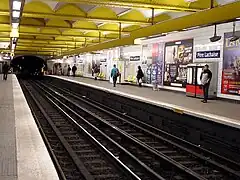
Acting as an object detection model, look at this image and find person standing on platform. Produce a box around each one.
[136,66,144,87]
[200,64,212,103]
[72,64,77,77]
[111,64,119,87]
[2,62,9,80]
[93,64,99,80]
[67,65,71,76]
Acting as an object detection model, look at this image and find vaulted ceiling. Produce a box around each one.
[0,0,238,56]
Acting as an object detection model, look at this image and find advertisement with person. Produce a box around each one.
[164,39,193,87]
[152,43,164,86]
[142,44,153,83]
[222,31,240,95]
[142,43,164,85]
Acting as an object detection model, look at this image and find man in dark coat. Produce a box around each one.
[200,64,212,103]
[2,62,9,80]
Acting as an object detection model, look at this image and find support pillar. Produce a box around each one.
[151,8,154,25]
[99,31,101,42]
[119,22,122,39]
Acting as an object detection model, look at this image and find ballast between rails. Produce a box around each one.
[41,79,240,180]
[26,80,165,180]
[46,82,240,178]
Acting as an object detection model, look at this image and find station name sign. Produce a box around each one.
[130,56,140,61]
[196,50,220,59]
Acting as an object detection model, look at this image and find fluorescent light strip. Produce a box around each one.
[12,11,20,18]
[12,23,19,29]
[13,1,21,10]
[12,44,16,49]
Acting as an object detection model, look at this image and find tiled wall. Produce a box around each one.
[141,22,240,100]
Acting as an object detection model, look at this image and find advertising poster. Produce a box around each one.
[152,43,164,86]
[222,31,240,95]
[142,44,153,83]
[164,39,193,87]
[142,43,164,85]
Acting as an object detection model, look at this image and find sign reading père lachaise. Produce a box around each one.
[196,50,220,58]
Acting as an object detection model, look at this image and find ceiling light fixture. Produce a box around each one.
[230,22,239,42]
[10,28,19,38]
[12,11,20,18]
[12,44,16,49]
[209,24,221,42]
[12,22,19,29]
[13,1,21,10]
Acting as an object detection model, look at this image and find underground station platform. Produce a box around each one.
[1,0,240,178]
[1,74,240,179]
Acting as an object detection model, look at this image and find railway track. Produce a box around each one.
[20,80,162,180]
[38,79,240,180]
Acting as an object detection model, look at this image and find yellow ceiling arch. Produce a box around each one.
[73,21,97,29]
[105,33,121,38]
[0,26,10,32]
[75,37,88,41]
[35,36,54,40]
[41,28,61,34]
[7,0,236,56]
[0,16,9,24]
[55,4,86,16]
[0,0,9,11]
[20,27,40,33]
[24,1,53,13]
[189,0,218,9]
[123,25,141,32]
[46,19,71,27]
[88,7,117,19]
[153,14,171,23]
[21,18,44,26]
[156,0,189,7]
[61,1,240,56]
[119,9,146,22]
[62,29,84,35]
[99,24,119,31]
[55,36,74,41]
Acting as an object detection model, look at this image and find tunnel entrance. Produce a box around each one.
[11,55,46,78]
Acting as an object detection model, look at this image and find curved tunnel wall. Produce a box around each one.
[11,55,46,75]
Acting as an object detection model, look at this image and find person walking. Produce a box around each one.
[136,66,144,87]
[67,65,71,76]
[2,62,9,80]
[200,64,212,103]
[72,64,77,77]
[111,64,119,87]
[93,64,99,80]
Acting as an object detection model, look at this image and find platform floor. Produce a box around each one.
[52,76,240,127]
[0,74,58,180]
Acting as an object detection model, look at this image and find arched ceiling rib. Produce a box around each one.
[0,0,234,56]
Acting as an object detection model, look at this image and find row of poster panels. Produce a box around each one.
[60,30,240,96]
[142,39,193,88]
[142,32,240,96]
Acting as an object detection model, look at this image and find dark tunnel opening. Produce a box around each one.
[11,55,47,78]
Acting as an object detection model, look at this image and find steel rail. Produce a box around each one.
[36,80,209,180]
[43,80,240,180]
[29,80,164,180]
